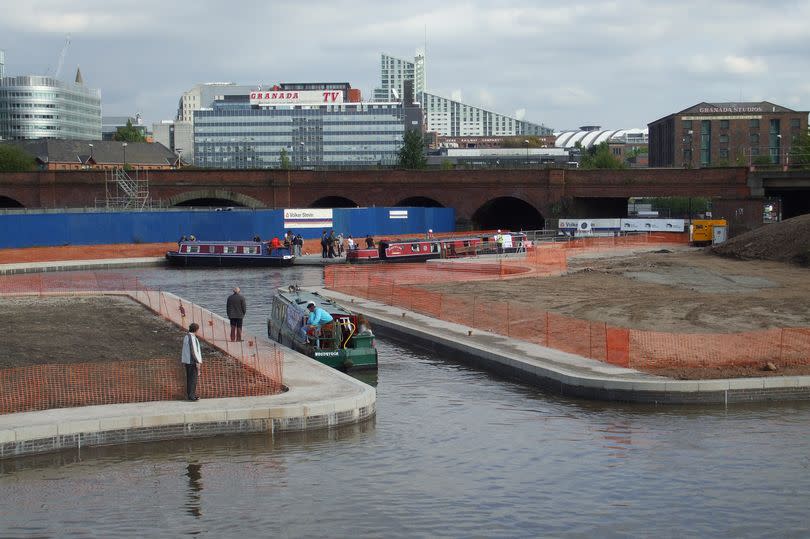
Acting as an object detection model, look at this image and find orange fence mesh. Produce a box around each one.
[0,273,284,414]
[325,234,810,370]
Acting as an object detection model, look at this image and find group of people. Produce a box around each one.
[319,230,375,258]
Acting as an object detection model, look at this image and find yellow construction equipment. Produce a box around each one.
[690,219,727,245]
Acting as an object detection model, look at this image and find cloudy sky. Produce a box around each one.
[2,0,809,131]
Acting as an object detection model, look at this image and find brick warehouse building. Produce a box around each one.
[648,101,808,168]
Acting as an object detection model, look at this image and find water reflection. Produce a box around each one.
[185,462,202,518]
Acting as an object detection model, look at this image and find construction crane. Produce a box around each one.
[53,34,71,79]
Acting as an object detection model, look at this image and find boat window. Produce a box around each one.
[411,243,420,250]
[223,246,237,254]
[188,245,200,253]
[432,243,440,253]
[244,246,258,254]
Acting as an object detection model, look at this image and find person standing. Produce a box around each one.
[226,287,247,342]
[495,230,504,254]
[337,233,344,256]
[294,233,303,257]
[327,230,336,258]
[347,235,355,251]
[181,322,203,401]
[320,230,329,258]
[365,234,375,249]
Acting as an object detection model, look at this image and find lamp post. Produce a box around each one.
[523,139,529,167]
[122,142,128,168]
[88,143,94,169]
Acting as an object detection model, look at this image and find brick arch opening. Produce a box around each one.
[396,196,444,207]
[165,190,265,208]
[0,195,25,208]
[311,196,358,208]
[472,196,545,231]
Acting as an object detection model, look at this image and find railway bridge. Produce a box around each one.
[2,167,808,233]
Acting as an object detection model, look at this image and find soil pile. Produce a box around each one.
[711,214,810,265]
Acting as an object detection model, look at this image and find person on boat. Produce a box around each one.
[226,287,247,342]
[426,229,434,239]
[188,234,197,242]
[178,235,187,247]
[270,237,282,251]
[347,235,355,251]
[301,301,334,343]
[336,233,344,257]
[180,322,203,401]
[495,230,504,254]
[356,315,373,336]
[253,235,261,242]
[365,234,375,249]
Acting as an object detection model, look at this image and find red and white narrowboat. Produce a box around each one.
[166,240,295,267]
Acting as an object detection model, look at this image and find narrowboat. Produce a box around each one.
[267,287,378,371]
[166,240,295,267]
[346,238,443,264]
[345,232,527,264]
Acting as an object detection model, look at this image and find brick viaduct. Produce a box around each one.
[2,167,808,233]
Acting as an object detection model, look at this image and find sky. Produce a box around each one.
[2,0,809,132]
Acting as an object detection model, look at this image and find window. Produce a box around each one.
[719,148,729,158]
[790,118,801,128]
[719,134,729,143]
[223,246,237,254]
[682,120,692,130]
[749,119,760,129]
[720,120,729,129]
[750,133,759,144]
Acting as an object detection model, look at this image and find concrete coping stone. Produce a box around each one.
[315,287,810,404]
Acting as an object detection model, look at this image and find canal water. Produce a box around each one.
[1,267,809,538]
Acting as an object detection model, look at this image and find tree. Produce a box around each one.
[0,145,37,172]
[440,159,454,170]
[398,129,427,169]
[579,141,625,169]
[789,131,810,167]
[279,147,291,169]
[113,119,146,142]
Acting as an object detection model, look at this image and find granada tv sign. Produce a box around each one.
[250,90,344,105]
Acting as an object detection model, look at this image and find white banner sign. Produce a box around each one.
[621,219,685,232]
[389,210,408,220]
[284,208,333,229]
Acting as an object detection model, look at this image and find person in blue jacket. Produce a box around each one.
[300,301,333,342]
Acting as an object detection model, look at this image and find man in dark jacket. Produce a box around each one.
[226,287,247,342]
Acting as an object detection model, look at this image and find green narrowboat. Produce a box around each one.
[267,287,378,371]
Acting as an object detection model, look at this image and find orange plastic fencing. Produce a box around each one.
[325,235,810,370]
[0,273,284,414]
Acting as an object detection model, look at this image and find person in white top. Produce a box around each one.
[347,235,356,251]
[181,322,203,401]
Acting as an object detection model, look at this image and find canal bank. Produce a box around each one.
[317,287,810,404]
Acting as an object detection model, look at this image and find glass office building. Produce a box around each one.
[0,73,102,140]
[194,96,419,169]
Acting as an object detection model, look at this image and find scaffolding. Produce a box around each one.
[97,167,151,209]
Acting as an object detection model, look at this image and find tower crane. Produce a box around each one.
[53,34,71,79]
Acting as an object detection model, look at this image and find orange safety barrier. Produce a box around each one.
[0,273,284,415]
[325,234,810,370]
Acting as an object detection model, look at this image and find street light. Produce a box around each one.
[88,143,94,168]
[122,142,128,168]
[523,139,529,167]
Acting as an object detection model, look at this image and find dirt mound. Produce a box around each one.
[711,214,810,266]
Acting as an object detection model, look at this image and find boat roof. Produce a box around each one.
[275,288,354,316]
[180,240,263,245]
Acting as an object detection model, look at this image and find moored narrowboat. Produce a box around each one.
[267,287,378,371]
[166,240,295,267]
[345,232,527,264]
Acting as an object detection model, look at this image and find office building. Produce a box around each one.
[0,49,5,79]
[0,65,101,141]
[373,51,552,137]
[173,82,255,161]
[648,101,808,167]
[194,84,421,169]
[152,119,193,164]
